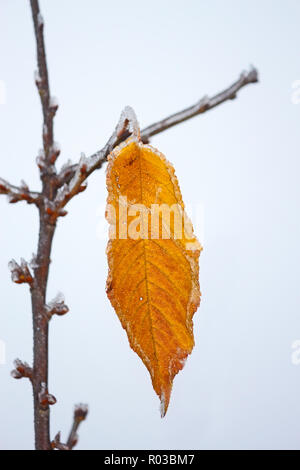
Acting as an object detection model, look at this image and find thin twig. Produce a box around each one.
[66,404,89,450]
[28,0,59,450]
[141,67,258,140]
[55,66,258,207]
[30,0,59,174]
[0,177,40,205]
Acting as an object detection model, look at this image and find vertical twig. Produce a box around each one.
[29,0,58,449]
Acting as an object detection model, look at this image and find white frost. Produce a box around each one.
[34,70,41,83]
[52,141,60,153]
[48,292,65,308]
[30,253,39,269]
[20,180,29,191]
[75,403,88,413]
[117,106,140,139]
[8,259,18,272]
[50,96,59,108]
[37,12,44,27]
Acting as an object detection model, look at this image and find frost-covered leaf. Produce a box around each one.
[106,134,202,416]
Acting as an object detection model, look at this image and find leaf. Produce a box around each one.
[106,135,202,416]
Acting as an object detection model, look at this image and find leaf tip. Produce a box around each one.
[160,393,166,418]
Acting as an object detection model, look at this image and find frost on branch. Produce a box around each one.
[117,106,140,139]
[8,259,33,285]
[36,148,46,171]
[50,96,59,110]
[44,199,67,222]
[54,154,88,208]
[51,432,70,451]
[74,403,88,422]
[46,292,69,319]
[0,177,39,205]
[65,404,89,450]
[50,141,61,164]
[38,382,57,407]
[37,12,44,28]
[29,253,39,270]
[51,404,88,451]
[34,70,42,87]
[11,359,33,380]
[56,159,75,186]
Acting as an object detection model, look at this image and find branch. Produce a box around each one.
[55,66,258,209]
[66,404,89,450]
[141,66,258,140]
[17,1,89,451]
[0,178,40,205]
[51,404,88,451]
[51,432,70,451]
[30,0,59,173]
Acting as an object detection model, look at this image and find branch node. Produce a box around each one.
[46,292,69,319]
[8,259,33,285]
[51,432,70,451]
[38,382,57,407]
[11,359,33,380]
[44,200,67,222]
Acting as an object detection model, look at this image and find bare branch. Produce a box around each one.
[141,66,258,140]
[56,66,258,205]
[30,0,59,171]
[66,404,89,450]
[51,432,70,451]
[51,405,88,451]
[0,178,40,205]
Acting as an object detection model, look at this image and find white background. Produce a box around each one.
[0,0,300,450]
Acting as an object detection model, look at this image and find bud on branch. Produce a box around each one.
[51,432,70,451]
[11,359,33,381]
[38,382,57,407]
[46,293,69,319]
[0,178,40,206]
[8,259,33,285]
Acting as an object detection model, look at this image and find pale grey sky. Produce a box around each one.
[1,0,300,450]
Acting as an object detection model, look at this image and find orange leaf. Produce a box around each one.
[106,136,202,416]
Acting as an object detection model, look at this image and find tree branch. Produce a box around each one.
[0,178,40,205]
[51,405,88,451]
[11,0,86,451]
[30,0,59,174]
[66,404,89,450]
[141,66,258,140]
[55,66,258,210]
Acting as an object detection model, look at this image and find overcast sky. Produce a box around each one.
[1,0,300,450]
